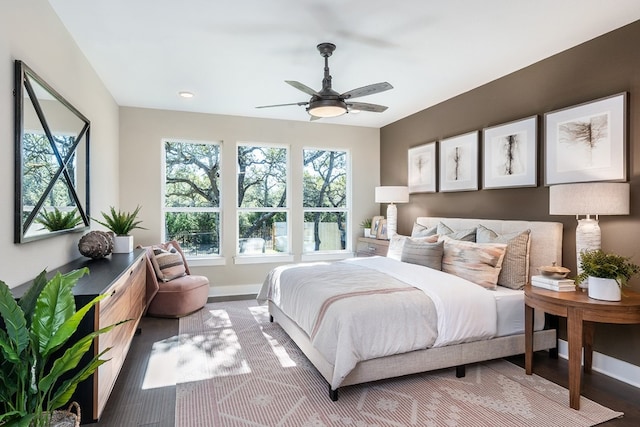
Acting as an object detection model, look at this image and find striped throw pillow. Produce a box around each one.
[401,239,444,270]
[152,245,186,282]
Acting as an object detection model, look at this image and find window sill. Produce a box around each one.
[301,252,355,262]
[233,254,295,265]
[185,256,227,267]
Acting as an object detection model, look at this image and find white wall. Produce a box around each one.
[0,0,120,287]
[119,107,380,294]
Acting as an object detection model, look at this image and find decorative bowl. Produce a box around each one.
[539,262,570,279]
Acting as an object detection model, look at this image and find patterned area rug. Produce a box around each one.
[175,300,623,427]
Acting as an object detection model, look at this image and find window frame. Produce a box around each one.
[161,138,224,264]
[301,146,352,258]
[235,141,292,263]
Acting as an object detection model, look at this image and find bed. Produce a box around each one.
[257,217,563,400]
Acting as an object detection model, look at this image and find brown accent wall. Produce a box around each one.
[380,20,640,367]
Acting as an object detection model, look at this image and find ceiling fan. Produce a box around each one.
[257,42,393,120]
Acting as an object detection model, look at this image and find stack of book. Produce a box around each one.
[530,275,576,292]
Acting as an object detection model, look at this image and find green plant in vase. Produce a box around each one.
[576,249,640,301]
[0,268,128,426]
[93,205,146,236]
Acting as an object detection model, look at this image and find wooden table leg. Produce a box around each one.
[525,303,534,375]
[567,307,584,410]
[583,321,595,373]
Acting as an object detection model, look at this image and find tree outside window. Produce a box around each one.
[303,149,349,252]
[164,140,221,257]
[237,143,288,255]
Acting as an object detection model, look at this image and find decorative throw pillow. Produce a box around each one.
[437,222,477,242]
[476,225,531,290]
[401,239,444,270]
[387,234,438,260]
[411,222,438,238]
[441,236,507,290]
[151,244,186,282]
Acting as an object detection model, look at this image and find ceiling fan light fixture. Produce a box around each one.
[307,99,347,118]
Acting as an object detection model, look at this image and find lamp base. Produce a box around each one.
[575,218,601,290]
[386,203,398,239]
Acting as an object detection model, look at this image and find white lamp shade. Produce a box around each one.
[549,182,629,216]
[375,186,410,204]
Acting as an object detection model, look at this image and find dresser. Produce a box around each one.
[12,249,147,424]
[356,237,390,257]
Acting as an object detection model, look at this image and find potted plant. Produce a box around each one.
[93,205,146,253]
[575,249,640,301]
[0,268,127,426]
[360,218,373,238]
[36,208,83,232]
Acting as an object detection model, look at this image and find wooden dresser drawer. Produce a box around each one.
[356,237,389,257]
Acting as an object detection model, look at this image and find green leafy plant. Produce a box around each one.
[93,205,147,236]
[35,208,83,231]
[0,268,128,427]
[575,249,640,288]
[360,218,372,228]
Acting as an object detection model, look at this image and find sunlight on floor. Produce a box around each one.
[143,305,299,389]
[141,335,180,390]
[249,305,297,368]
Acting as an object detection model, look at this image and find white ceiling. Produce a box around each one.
[48,0,640,128]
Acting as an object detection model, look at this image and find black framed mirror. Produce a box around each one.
[14,60,90,243]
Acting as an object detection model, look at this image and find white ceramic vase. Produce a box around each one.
[364,228,372,238]
[112,235,134,253]
[587,276,621,301]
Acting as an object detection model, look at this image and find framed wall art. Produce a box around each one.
[545,92,627,185]
[439,131,478,192]
[408,142,436,193]
[482,115,537,189]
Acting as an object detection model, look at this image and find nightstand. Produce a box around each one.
[356,237,389,257]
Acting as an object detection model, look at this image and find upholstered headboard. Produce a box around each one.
[414,217,563,282]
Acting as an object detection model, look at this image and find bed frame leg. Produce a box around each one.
[456,365,466,378]
[270,315,273,323]
[329,386,339,401]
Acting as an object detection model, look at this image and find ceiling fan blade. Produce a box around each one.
[341,82,393,99]
[347,102,388,113]
[285,80,319,96]
[256,101,308,109]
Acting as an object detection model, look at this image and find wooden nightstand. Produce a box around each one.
[524,284,640,410]
[356,237,389,257]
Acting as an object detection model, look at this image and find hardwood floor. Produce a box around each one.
[88,302,640,426]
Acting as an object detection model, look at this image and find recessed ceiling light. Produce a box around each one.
[178,91,194,98]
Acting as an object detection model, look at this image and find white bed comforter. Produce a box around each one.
[257,256,497,388]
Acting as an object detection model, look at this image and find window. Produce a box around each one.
[163,140,221,257]
[303,149,349,252]
[237,143,289,255]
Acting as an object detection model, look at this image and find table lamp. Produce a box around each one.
[549,182,630,287]
[375,186,410,238]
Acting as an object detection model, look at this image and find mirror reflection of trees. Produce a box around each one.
[16,61,90,243]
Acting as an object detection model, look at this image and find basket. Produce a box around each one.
[48,402,80,427]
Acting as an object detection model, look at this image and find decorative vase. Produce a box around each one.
[587,276,621,301]
[364,228,371,238]
[112,235,134,253]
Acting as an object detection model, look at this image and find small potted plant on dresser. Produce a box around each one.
[0,269,128,426]
[360,218,373,238]
[575,249,640,301]
[93,205,146,253]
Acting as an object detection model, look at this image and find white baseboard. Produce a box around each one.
[209,283,261,297]
[557,339,640,389]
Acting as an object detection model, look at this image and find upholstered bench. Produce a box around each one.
[139,241,209,318]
